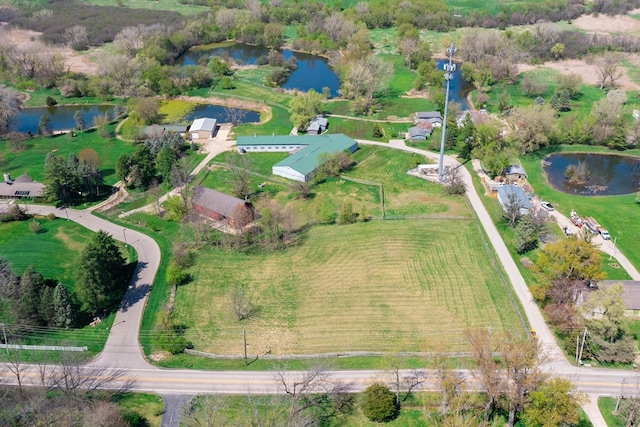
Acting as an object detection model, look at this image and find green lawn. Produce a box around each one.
[1,125,135,185]
[84,0,209,15]
[0,217,96,291]
[113,393,164,427]
[599,397,624,427]
[521,146,640,272]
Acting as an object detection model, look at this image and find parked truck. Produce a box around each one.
[584,217,611,239]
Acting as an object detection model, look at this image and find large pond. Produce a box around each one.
[543,152,640,196]
[182,104,260,123]
[17,105,114,134]
[436,59,472,109]
[178,43,341,97]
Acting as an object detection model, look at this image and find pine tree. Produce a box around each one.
[38,113,52,136]
[73,110,85,130]
[53,283,75,328]
[16,267,46,326]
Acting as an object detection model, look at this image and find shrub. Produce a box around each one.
[45,96,58,107]
[361,383,399,422]
[220,76,235,89]
[29,221,41,234]
[47,213,56,220]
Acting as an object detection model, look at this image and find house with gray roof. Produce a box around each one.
[191,186,255,226]
[597,280,640,316]
[496,185,532,215]
[306,116,328,135]
[504,164,528,180]
[407,126,431,141]
[415,111,443,127]
[0,174,45,199]
[145,124,188,138]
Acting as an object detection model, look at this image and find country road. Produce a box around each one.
[10,138,640,426]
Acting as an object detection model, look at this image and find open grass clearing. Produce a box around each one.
[598,397,624,427]
[174,218,523,356]
[84,0,209,15]
[1,125,135,185]
[112,392,164,427]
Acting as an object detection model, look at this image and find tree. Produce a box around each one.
[14,267,47,326]
[338,199,357,224]
[73,110,85,130]
[514,211,547,253]
[38,113,52,136]
[263,22,284,49]
[504,192,523,227]
[508,104,557,153]
[339,55,392,114]
[550,42,565,60]
[556,73,583,99]
[75,230,127,316]
[224,107,247,126]
[466,329,503,421]
[130,97,160,125]
[499,332,545,427]
[127,145,157,189]
[361,382,399,422]
[289,89,323,130]
[472,122,516,178]
[53,282,75,328]
[228,153,252,199]
[443,166,466,195]
[231,286,259,322]
[550,89,571,111]
[63,25,89,51]
[594,52,624,89]
[0,85,23,135]
[521,378,584,427]
[582,283,627,344]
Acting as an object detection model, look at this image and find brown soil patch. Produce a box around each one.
[541,58,640,91]
[572,14,640,34]
[0,27,99,75]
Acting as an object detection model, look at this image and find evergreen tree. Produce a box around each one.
[15,267,46,326]
[38,113,52,136]
[73,110,86,130]
[39,285,55,326]
[75,230,127,316]
[53,282,75,328]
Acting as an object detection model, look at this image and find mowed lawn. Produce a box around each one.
[175,219,523,355]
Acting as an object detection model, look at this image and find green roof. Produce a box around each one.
[273,134,357,176]
[238,134,339,147]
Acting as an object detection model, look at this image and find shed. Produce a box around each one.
[408,126,431,141]
[189,118,217,140]
[306,116,328,135]
[415,111,443,127]
[0,173,45,199]
[496,185,532,215]
[598,280,640,317]
[191,186,255,226]
[272,134,358,182]
[504,164,528,180]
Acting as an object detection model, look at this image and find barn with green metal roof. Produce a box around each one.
[236,134,358,182]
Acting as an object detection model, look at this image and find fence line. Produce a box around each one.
[0,344,88,352]
[185,349,474,361]
[339,175,385,218]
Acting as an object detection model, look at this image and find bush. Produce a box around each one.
[29,221,41,234]
[45,96,58,107]
[361,383,399,423]
[47,213,56,220]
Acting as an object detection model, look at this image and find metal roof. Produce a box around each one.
[307,116,328,132]
[416,111,442,120]
[190,118,217,132]
[191,186,249,219]
[408,126,430,138]
[238,134,324,147]
[505,164,528,177]
[273,134,358,177]
[496,185,532,210]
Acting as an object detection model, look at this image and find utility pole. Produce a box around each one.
[578,327,588,364]
[438,43,457,182]
[243,329,248,366]
[615,378,626,413]
[123,228,128,246]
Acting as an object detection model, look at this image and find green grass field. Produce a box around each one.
[83,0,209,15]
[113,393,164,427]
[174,218,524,356]
[598,397,624,427]
[1,125,135,185]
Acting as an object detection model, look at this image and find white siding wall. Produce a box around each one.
[238,145,299,152]
[272,166,306,182]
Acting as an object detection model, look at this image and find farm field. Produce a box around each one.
[174,219,524,355]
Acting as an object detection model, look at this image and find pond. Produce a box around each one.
[181,104,260,123]
[17,105,114,134]
[178,43,341,97]
[543,152,640,196]
[436,59,472,110]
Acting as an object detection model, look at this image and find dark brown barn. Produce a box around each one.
[191,186,255,227]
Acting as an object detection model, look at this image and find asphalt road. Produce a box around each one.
[17,140,640,426]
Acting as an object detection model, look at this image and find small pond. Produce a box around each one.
[543,152,640,196]
[178,43,341,97]
[182,104,260,123]
[436,59,472,110]
[17,105,115,134]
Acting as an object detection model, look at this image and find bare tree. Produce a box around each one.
[228,153,252,199]
[113,26,145,57]
[504,192,523,227]
[275,363,354,426]
[225,107,248,126]
[171,157,192,216]
[5,348,29,394]
[63,25,89,51]
[593,52,624,89]
[443,166,466,195]
[231,286,259,322]
[385,357,427,406]
[433,352,466,416]
[466,328,503,421]
[181,395,230,427]
[0,85,23,135]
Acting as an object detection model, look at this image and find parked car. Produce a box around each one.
[540,201,554,211]
[598,228,611,240]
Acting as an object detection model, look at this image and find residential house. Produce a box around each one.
[189,118,217,140]
[0,173,45,199]
[306,116,328,135]
[496,185,532,215]
[191,186,256,226]
[597,280,640,318]
[145,124,188,139]
[504,164,528,180]
[407,126,431,141]
[415,111,443,127]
